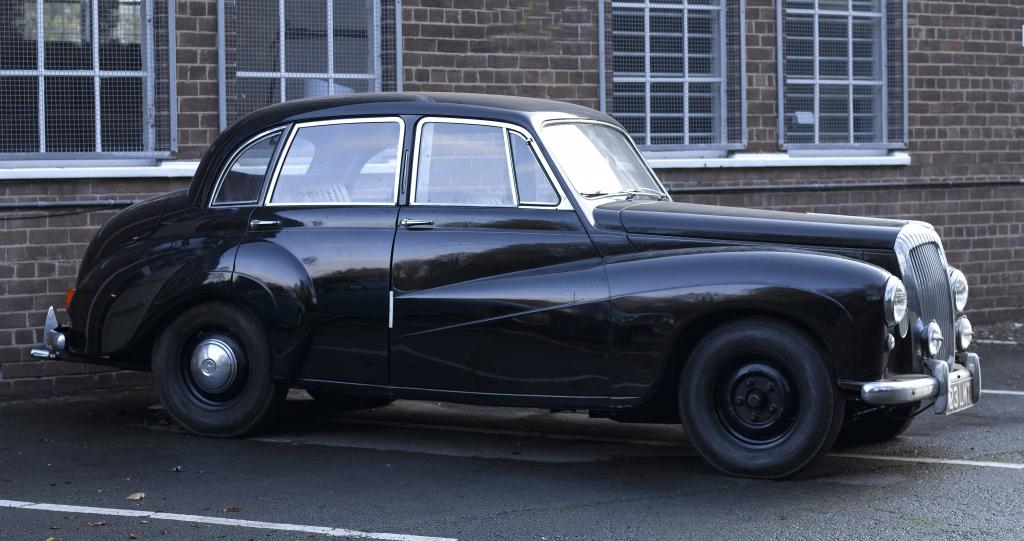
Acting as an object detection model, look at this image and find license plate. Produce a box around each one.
[945,376,974,415]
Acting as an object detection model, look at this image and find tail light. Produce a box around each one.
[65,288,76,310]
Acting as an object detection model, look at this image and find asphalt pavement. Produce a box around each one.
[0,343,1021,540]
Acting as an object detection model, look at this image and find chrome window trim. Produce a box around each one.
[540,118,672,199]
[209,127,287,208]
[508,131,562,208]
[263,116,405,207]
[410,117,571,210]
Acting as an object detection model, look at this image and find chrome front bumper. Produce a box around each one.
[860,352,981,414]
[30,306,66,360]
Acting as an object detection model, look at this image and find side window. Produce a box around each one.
[414,123,515,206]
[509,133,559,206]
[212,131,282,205]
[270,120,402,205]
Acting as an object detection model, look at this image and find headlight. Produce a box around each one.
[922,320,944,357]
[884,276,908,327]
[955,316,973,351]
[948,267,968,312]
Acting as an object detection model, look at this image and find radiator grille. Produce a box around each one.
[907,243,954,362]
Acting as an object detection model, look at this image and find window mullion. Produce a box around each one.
[278,0,286,101]
[847,0,854,145]
[144,0,156,152]
[327,0,334,94]
[719,2,727,145]
[682,6,689,146]
[92,0,102,152]
[643,5,651,146]
[812,6,819,146]
[880,0,889,144]
[372,0,382,91]
[36,0,46,152]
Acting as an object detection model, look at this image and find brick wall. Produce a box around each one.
[401,0,602,109]
[175,0,221,159]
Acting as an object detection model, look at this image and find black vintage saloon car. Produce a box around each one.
[33,93,980,478]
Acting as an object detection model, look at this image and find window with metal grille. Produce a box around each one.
[0,0,174,159]
[779,0,906,148]
[609,0,745,150]
[219,0,398,130]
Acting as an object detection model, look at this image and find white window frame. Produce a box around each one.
[409,117,571,210]
[777,0,908,150]
[263,116,405,207]
[604,0,746,153]
[217,0,389,131]
[0,0,175,160]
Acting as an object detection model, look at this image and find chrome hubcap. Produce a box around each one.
[189,338,238,394]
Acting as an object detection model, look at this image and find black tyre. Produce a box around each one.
[678,319,845,479]
[152,302,285,437]
[306,389,394,412]
[838,404,916,445]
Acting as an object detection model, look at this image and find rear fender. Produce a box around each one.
[232,239,317,380]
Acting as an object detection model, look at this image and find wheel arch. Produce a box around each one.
[621,308,834,423]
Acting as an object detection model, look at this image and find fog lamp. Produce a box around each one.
[955,316,973,351]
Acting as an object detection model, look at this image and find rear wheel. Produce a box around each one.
[678,319,844,479]
[306,389,394,412]
[838,404,916,445]
[152,302,285,437]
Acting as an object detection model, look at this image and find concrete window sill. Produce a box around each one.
[644,152,912,170]
[0,161,200,180]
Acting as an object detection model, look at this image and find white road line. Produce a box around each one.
[828,453,1024,470]
[983,389,1024,397]
[0,499,455,541]
[975,339,1018,345]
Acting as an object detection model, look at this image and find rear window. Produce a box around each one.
[269,119,403,205]
[212,131,282,205]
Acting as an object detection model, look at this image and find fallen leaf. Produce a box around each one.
[45,537,55,541]
[223,506,242,513]
[126,492,146,501]
[87,520,107,527]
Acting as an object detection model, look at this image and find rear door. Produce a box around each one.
[389,118,611,400]
[243,117,405,385]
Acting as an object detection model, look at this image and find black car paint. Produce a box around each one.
[61,93,907,416]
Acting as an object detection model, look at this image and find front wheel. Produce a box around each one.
[678,319,844,479]
[152,302,285,437]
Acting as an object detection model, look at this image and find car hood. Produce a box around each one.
[594,200,909,250]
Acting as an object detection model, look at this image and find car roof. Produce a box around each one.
[231,92,614,134]
[190,92,616,205]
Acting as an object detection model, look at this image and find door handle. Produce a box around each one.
[400,219,433,229]
[249,219,281,228]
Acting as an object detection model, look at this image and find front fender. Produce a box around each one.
[604,247,891,400]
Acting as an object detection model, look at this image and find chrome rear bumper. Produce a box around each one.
[30,306,66,360]
[858,352,981,414]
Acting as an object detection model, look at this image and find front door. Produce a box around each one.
[243,117,405,385]
[390,118,611,400]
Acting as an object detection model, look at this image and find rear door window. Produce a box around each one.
[269,118,403,205]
